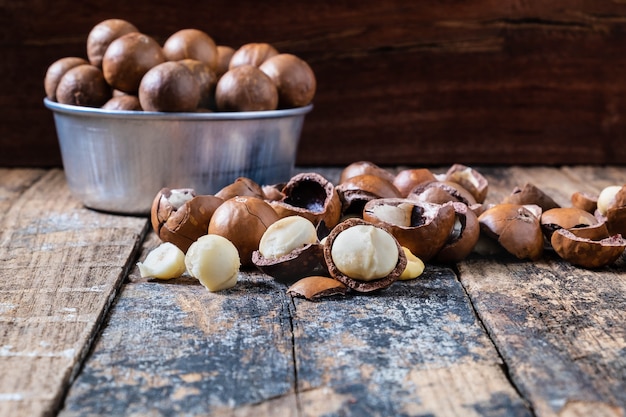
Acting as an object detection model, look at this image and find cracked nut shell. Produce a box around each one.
[363,198,456,262]
[287,276,348,300]
[551,225,626,268]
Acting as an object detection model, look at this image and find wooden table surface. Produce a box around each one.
[1,166,625,417]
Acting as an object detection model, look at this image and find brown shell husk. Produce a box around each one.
[215,177,266,200]
[502,183,560,211]
[551,227,626,268]
[408,181,477,206]
[607,206,626,236]
[393,168,437,198]
[363,198,456,262]
[339,161,396,184]
[540,207,598,240]
[478,203,544,261]
[151,188,223,252]
[336,174,402,217]
[287,276,348,300]
[434,202,480,263]
[570,191,598,214]
[443,164,489,204]
[252,243,326,285]
[270,172,342,230]
[323,218,407,293]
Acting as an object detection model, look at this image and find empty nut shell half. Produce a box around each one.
[323,218,407,293]
[363,198,456,262]
[540,207,598,240]
[551,227,626,268]
[478,203,544,261]
[287,276,348,300]
[270,172,342,230]
[571,191,598,214]
[336,174,402,217]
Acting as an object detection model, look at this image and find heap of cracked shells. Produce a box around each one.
[148,161,626,300]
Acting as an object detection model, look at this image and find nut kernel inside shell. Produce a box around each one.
[330,224,399,281]
[259,216,318,259]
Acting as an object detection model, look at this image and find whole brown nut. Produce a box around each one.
[55,64,111,107]
[409,181,477,207]
[44,57,89,101]
[270,172,342,231]
[215,177,266,201]
[502,183,560,212]
[215,65,278,112]
[551,226,626,269]
[179,59,217,110]
[259,53,316,108]
[339,161,396,184]
[163,29,218,71]
[323,218,407,293]
[151,188,224,253]
[478,203,544,261]
[393,168,437,198]
[208,196,279,266]
[434,201,480,263]
[443,164,489,204]
[87,19,139,68]
[336,174,402,217]
[139,61,200,112]
[102,32,166,94]
[287,276,348,300]
[102,95,142,111]
[216,45,236,77]
[363,198,456,262]
[228,42,279,69]
[540,207,598,240]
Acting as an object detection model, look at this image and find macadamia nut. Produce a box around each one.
[597,185,622,215]
[185,234,241,291]
[399,247,425,280]
[258,216,317,258]
[136,242,186,279]
[330,224,398,281]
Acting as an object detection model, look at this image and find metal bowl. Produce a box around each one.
[44,98,312,215]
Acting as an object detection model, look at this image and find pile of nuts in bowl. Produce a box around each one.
[44,18,316,112]
[137,161,626,300]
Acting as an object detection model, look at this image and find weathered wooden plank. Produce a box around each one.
[61,229,529,416]
[457,166,626,417]
[59,236,298,416]
[290,265,531,417]
[0,169,149,417]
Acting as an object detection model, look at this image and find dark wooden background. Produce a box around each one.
[3,1,626,168]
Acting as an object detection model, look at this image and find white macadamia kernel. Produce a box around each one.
[136,242,186,279]
[185,234,241,291]
[369,203,414,227]
[597,185,622,215]
[259,216,317,258]
[330,224,398,281]
[167,189,195,209]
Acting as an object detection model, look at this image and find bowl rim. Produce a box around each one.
[44,98,313,120]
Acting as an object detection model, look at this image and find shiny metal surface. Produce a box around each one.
[45,99,312,215]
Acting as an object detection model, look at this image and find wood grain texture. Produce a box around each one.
[0,169,149,417]
[457,165,626,417]
[4,1,626,167]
